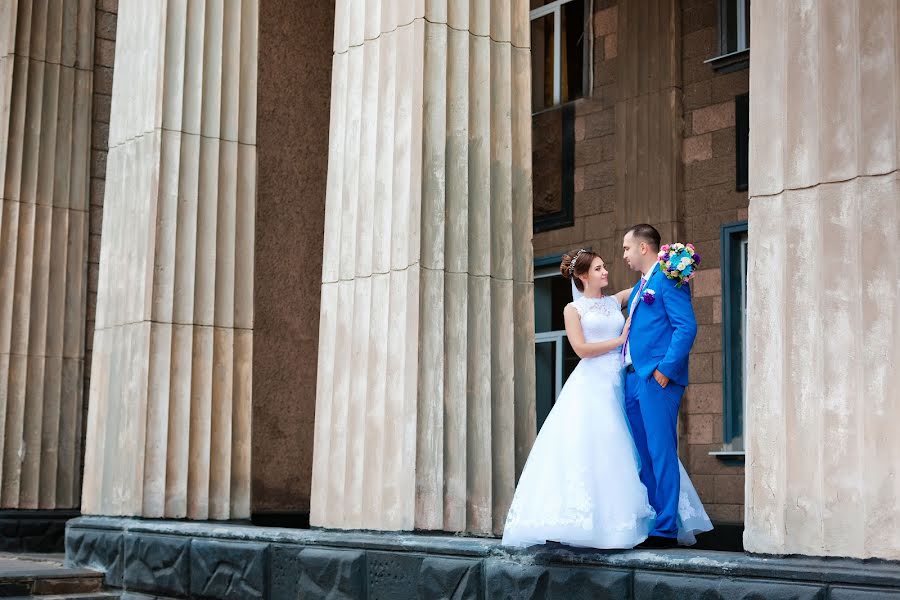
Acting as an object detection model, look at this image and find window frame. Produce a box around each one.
[530,0,588,110]
[718,0,749,55]
[533,252,584,431]
[704,0,750,73]
[718,221,749,457]
[533,254,566,430]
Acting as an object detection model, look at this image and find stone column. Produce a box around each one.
[80,1,258,520]
[745,0,900,560]
[0,0,93,509]
[310,0,535,535]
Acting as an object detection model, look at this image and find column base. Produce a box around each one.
[0,509,79,553]
[65,516,900,599]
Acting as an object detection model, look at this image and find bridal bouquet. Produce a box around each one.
[659,243,700,288]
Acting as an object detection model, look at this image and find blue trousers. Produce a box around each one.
[624,369,684,538]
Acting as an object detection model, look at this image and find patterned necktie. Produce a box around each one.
[622,276,648,363]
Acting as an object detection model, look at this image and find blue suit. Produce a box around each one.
[623,264,697,538]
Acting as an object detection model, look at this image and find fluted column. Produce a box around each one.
[81,1,258,520]
[0,0,93,509]
[745,0,900,560]
[311,0,535,535]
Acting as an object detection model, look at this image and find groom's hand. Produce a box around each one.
[653,369,670,388]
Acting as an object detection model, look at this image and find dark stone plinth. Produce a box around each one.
[189,539,267,599]
[65,526,124,587]
[271,545,365,598]
[0,509,79,553]
[829,586,900,599]
[633,571,825,600]
[65,516,900,600]
[123,533,190,596]
[419,556,482,599]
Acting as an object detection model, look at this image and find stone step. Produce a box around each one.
[3,594,120,600]
[0,553,107,598]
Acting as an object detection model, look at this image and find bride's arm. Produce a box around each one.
[564,305,629,359]
[614,286,634,309]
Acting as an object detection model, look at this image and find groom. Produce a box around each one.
[622,224,697,548]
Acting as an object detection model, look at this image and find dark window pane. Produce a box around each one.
[561,0,585,103]
[531,13,554,112]
[535,341,557,431]
[532,109,564,219]
[534,271,577,333]
[534,276,554,333]
[724,0,738,53]
[549,274,572,330]
[562,336,579,383]
[533,105,575,232]
[720,0,750,54]
[735,93,749,191]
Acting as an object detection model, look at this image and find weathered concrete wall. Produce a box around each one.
[0,0,94,510]
[310,0,536,535]
[745,0,900,560]
[81,1,259,520]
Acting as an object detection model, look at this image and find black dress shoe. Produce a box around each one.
[635,535,678,549]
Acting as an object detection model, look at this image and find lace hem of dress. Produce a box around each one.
[678,489,699,520]
[503,459,655,536]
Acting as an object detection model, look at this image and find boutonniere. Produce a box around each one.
[641,289,656,305]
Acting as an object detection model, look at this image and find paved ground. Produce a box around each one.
[0,553,68,576]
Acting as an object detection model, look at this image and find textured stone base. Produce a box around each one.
[66,517,900,599]
[0,510,79,553]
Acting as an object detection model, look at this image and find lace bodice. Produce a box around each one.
[568,295,625,345]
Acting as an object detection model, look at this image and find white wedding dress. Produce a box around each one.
[501,294,713,549]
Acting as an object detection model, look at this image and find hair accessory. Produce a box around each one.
[568,249,587,277]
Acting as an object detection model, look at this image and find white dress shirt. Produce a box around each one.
[624,262,658,367]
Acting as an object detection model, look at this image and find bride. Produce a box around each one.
[502,249,712,549]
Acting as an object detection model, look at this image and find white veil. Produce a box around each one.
[571,278,583,301]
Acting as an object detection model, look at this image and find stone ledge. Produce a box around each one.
[66,517,900,599]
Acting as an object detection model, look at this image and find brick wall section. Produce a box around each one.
[533,0,618,262]
[531,0,748,524]
[82,0,117,490]
[679,0,748,524]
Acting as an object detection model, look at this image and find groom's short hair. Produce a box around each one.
[627,224,661,252]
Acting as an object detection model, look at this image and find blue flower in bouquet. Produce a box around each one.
[658,243,700,288]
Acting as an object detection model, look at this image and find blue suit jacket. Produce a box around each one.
[626,265,698,387]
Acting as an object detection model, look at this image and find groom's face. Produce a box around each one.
[622,232,644,272]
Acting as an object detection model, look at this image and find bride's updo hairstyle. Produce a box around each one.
[560,248,599,292]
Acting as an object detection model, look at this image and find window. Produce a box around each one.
[530,0,586,112]
[735,93,748,191]
[719,0,750,55]
[533,256,580,431]
[705,0,750,72]
[716,222,749,457]
[532,104,575,233]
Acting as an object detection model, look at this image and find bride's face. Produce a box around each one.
[579,257,609,292]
